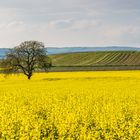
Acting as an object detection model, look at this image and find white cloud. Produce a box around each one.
[70,19,99,31]
[0,0,140,47]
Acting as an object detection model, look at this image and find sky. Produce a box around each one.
[0,0,140,48]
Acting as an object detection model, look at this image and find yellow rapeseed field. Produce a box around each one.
[0,71,140,139]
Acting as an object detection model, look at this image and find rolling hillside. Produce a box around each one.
[50,51,140,66]
[50,51,140,71]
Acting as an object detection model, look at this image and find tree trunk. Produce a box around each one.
[28,75,31,80]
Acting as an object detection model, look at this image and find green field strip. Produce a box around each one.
[63,53,89,66]
[100,52,119,64]
[100,53,119,65]
[132,53,140,65]
[79,55,102,65]
[123,53,136,65]
[116,53,131,65]
[124,52,140,65]
[93,53,111,64]
[119,53,134,65]
[96,52,118,65]
[112,53,127,65]
[75,53,103,65]
[51,54,69,65]
[50,51,140,67]
[69,53,91,65]
[55,53,81,66]
[71,54,93,65]
[128,53,140,65]
[51,53,81,66]
[90,53,109,65]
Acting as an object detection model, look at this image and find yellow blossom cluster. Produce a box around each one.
[0,71,140,139]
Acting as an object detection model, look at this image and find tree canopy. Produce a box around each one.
[1,41,52,79]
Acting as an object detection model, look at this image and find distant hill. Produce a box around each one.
[47,46,140,54]
[0,48,10,59]
[0,46,140,59]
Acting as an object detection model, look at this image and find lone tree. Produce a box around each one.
[1,41,52,79]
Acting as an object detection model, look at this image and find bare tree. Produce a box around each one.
[1,41,52,79]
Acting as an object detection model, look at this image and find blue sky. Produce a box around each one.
[0,0,140,48]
